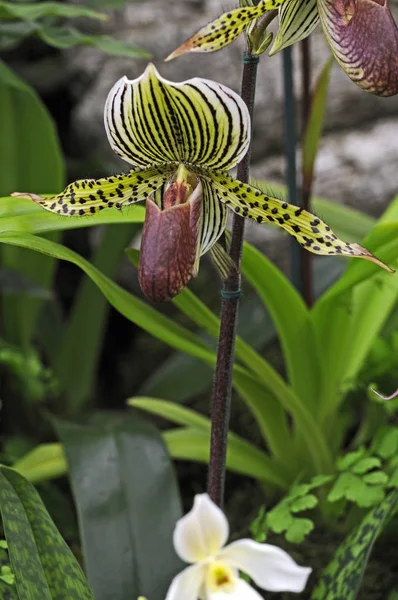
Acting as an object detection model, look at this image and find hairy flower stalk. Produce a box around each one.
[166,0,398,96]
[12,64,389,304]
[208,51,259,507]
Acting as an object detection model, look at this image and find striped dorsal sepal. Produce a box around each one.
[12,166,174,216]
[105,63,250,172]
[201,170,394,272]
[166,0,288,60]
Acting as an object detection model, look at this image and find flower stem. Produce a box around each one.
[207,51,259,507]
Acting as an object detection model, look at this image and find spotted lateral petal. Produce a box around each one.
[12,166,174,215]
[166,0,288,60]
[200,170,393,271]
[269,0,320,55]
[105,63,250,171]
[318,0,398,96]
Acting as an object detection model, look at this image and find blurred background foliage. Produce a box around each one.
[0,1,398,599]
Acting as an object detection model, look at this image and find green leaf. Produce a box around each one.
[0,231,214,363]
[290,494,318,512]
[138,351,213,402]
[0,466,94,599]
[126,248,294,469]
[389,469,398,487]
[372,426,398,459]
[55,412,182,600]
[0,58,65,187]
[0,60,65,347]
[0,540,17,600]
[241,241,320,411]
[351,457,382,474]
[0,195,145,234]
[54,224,137,414]
[128,397,211,429]
[328,472,385,508]
[312,490,398,599]
[314,198,398,423]
[302,57,333,193]
[129,398,289,487]
[0,21,37,50]
[3,232,330,478]
[0,1,107,21]
[285,519,314,543]
[315,220,398,307]
[37,25,149,58]
[362,471,389,485]
[0,268,52,297]
[12,443,67,484]
[337,448,365,471]
[85,0,130,7]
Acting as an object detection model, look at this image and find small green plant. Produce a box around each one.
[0,0,148,56]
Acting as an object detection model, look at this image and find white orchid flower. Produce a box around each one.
[166,493,311,600]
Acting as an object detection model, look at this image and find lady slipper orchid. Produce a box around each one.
[166,493,311,599]
[13,64,390,301]
[166,0,398,97]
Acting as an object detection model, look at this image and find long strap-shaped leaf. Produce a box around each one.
[129,398,290,487]
[0,466,94,600]
[55,412,183,600]
[311,489,398,599]
[1,232,332,476]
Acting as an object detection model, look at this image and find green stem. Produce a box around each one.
[207,51,259,507]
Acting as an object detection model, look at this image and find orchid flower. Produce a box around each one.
[166,0,398,97]
[14,64,390,301]
[166,493,311,599]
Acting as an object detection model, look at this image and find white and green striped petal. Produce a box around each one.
[269,0,319,55]
[166,0,289,60]
[12,165,174,215]
[199,169,393,271]
[199,178,228,257]
[105,63,250,171]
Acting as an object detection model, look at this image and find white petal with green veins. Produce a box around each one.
[105,63,250,171]
[269,0,319,55]
[199,178,228,257]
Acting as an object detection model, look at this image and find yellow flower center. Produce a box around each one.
[206,561,236,593]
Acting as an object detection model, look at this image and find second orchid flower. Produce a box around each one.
[167,0,398,97]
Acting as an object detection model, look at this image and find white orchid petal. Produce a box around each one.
[173,494,229,563]
[165,564,205,600]
[219,539,311,593]
[208,577,264,600]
